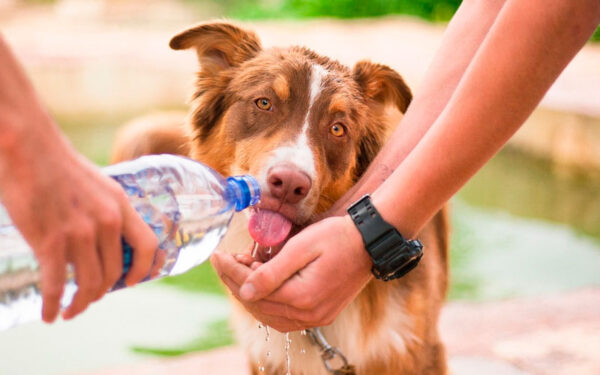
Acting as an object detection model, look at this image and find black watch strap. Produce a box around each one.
[347,195,423,281]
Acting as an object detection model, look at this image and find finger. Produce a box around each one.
[240,237,318,302]
[234,253,255,266]
[220,272,318,326]
[214,254,321,328]
[96,211,122,293]
[251,262,262,270]
[63,228,103,320]
[212,252,252,286]
[220,274,242,298]
[39,247,67,323]
[120,200,158,286]
[220,276,304,332]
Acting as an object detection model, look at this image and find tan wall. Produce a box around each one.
[510,108,600,175]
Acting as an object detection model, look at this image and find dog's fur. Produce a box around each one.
[111,22,449,375]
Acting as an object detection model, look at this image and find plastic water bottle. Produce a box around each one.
[0,154,260,331]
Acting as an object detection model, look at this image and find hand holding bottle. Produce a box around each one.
[0,36,158,323]
[0,133,159,323]
[0,153,260,331]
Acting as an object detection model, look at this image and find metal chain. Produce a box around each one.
[305,328,356,374]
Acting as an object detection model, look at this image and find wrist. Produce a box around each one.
[371,190,418,239]
[346,194,424,281]
[0,116,74,190]
[341,214,373,276]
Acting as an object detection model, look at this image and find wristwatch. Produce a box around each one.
[347,195,423,281]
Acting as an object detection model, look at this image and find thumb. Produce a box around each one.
[239,235,317,302]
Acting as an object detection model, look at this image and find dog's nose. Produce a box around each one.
[267,166,312,204]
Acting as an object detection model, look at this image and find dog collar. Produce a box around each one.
[347,195,423,281]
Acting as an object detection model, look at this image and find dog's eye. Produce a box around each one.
[255,98,272,111]
[330,123,346,137]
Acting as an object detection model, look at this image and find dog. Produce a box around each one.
[111,21,449,375]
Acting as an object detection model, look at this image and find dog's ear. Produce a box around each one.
[353,60,412,114]
[170,22,262,140]
[170,22,262,73]
[352,61,412,178]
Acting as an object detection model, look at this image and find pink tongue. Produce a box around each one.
[248,210,293,247]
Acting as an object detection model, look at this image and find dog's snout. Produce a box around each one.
[267,166,312,204]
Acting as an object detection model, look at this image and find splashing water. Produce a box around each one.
[300,329,307,355]
[251,241,259,259]
[285,332,292,375]
[257,322,271,371]
[250,206,261,258]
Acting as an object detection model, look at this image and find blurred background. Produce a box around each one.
[0,0,599,374]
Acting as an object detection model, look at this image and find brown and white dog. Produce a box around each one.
[111,21,449,375]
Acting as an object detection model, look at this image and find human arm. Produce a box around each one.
[215,0,600,332]
[211,0,509,331]
[327,0,509,216]
[374,0,600,238]
[0,36,158,322]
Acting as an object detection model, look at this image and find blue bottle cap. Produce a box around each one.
[227,175,261,211]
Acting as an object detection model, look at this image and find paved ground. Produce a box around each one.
[79,288,600,375]
[441,288,600,375]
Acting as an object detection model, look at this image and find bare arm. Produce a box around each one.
[213,0,600,332]
[0,36,157,322]
[328,0,508,215]
[374,0,600,238]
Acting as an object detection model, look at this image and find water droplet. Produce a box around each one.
[251,241,259,258]
[266,351,271,357]
[258,322,263,329]
[265,325,271,342]
[300,348,306,354]
[300,329,307,336]
[259,366,265,372]
[285,332,292,375]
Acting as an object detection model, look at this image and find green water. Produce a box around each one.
[450,147,600,300]
[458,147,600,240]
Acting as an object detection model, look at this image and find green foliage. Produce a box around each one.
[224,0,460,21]
[130,318,234,356]
[158,261,226,295]
[592,26,600,42]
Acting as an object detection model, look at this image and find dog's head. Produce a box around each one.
[171,22,411,255]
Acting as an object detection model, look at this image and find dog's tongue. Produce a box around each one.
[248,210,293,247]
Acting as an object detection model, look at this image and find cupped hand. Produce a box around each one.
[211,215,372,332]
[0,139,158,323]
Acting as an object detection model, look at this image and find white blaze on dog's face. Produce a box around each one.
[170,23,412,251]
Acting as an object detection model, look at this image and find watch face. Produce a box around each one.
[377,242,424,281]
